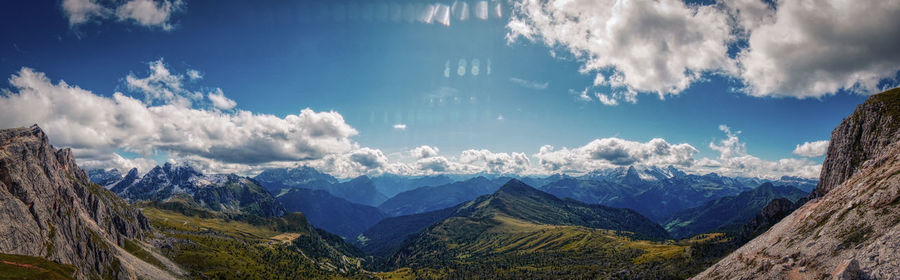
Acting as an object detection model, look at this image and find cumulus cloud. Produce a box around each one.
[793,140,830,158]
[207,89,236,110]
[507,0,900,102]
[77,152,158,174]
[736,0,900,97]
[0,65,358,174]
[61,0,184,30]
[415,156,452,173]
[460,149,532,174]
[508,0,734,103]
[595,93,618,106]
[186,69,202,80]
[695,125,822,178]
[534,138,697,172]
[509,77,549,90]
[115,0,184,30]
[410,145,440,159]
[125,59,191,105]
[709,125,746,159]
[62,0,109,26]
[0,61,827,180]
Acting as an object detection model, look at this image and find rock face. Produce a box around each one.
[738,197,803,241]
[111,163,284,217]
[816,87,900,197]
[0,125,175,279]
[694,88,900,279]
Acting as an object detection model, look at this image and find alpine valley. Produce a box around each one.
[2,88,900,280]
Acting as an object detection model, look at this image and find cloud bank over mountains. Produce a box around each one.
[507,0,900,105]
[0,60,356,175]
[0,59,823,179]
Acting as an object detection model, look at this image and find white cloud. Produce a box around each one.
[186,69,202,81]
[529,125,821,179]
[207,89,236,110]
[0,61,827,180]
[736,0,900,97]
[410,145,440,159]
[61,0,109,26]
[416,156,452,173]
[571,88,592,102]
[125,59,190,105]
[507,0,900,102]
[534,138,698,172]
[460,149,531,174]
[509,77,549,90]
[508,0,734,103]
[709,125,746,159]
[61,0,184,30]
[77,152,158,175]
[0,65,358,174]
[793,140,830,158]
[393,123,407,131]
[115,0,184,31]
[696,125,822,178]
[721,0,774,33]
[595,93,618,106]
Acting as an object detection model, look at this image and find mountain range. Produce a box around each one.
[3,125,380,279]
[94,163,284,217]
[542,165,816,222]
[377,180,732,278]
[275,187,386,239]
[377,176,500,217]
[10,87,900,279]
[663,182,807,239]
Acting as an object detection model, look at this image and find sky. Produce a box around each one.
[1,0,898,179]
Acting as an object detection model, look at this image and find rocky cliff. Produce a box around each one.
[0,125,178,279]
[694,87,900,279]
[816,87,900,197]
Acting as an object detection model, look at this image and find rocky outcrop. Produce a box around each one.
[694,88,900,279]
[0,125,177,279]
[738,197,802,241]
[816,87,900,197]
[114,162,285,217]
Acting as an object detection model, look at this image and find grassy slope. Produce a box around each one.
[0,253,76,280]
[141,207,374,280]
[386,213,733,279]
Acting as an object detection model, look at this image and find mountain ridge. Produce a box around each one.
[695,87,900,279]
[0,125,179,279]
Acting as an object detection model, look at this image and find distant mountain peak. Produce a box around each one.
[495,178,533,194]
[351,175,372,182]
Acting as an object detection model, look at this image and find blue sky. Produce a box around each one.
[1,0,897,179]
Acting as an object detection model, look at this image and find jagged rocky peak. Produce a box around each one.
[113,161,285,217]
[0,125,174,279]
[88,168,123,186]
[816,87,900,197]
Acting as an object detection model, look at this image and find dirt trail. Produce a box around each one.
[1,260,47,271]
